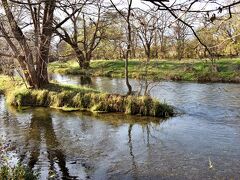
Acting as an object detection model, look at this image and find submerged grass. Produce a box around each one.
[0,137,38,180]
[0,164,38,180]
[0,75,174,117]
[49,58,240,82]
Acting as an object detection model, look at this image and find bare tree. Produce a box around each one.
[172,19,189,60]
[134,8,159,62]
[0,0,57,88]
[56,0,107,69]
[156,11,171,59]
[110,0,133,95]
[146,0,240,59]
[0,0,80,88]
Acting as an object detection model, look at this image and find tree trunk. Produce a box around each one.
[125,56,132,95]
[1,0,56,88]
[84,52,91,69]
[38,37,51,87]
[72,45,86,69]
[147,54,150,62]
[126,2,133,95]
[146,44,151,62]
[2,0,39,88]
[83,61,90,69]
[18,56,36,87]
[72,45,91,70]
[37,0,56,87]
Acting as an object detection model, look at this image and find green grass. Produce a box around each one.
[48,58,240,82]
[0,137,38,179]
[0,76,174,117]
[0,75,18,94]
[48,60,87,75]
[0,164,38,180]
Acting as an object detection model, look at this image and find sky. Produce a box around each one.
[126,0,229,11]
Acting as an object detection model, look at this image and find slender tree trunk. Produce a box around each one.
[146,44,151,62]
[153,30,158,58]
[125,56,132,95]
[126,2,133,95]
[131,32,136,59]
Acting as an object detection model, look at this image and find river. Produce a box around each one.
[0,74,240,179]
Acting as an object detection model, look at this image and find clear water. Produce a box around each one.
[0,74,240,179]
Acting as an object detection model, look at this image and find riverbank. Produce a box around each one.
[0,75,173,117]
[49,58,240,83]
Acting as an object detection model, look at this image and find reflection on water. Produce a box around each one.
[49,74,92,87]
[25,109,76,179]
[50,74,137,94]
[1,75,240,179]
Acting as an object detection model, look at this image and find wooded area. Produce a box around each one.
[0,0,240,90]
[1,1,240,179]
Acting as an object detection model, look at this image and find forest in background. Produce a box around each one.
[0,0,239,92]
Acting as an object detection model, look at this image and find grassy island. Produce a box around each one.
[49,59,240,83]
[0,75,174,118]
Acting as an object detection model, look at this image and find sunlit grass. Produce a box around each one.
[0,76,174,117]
[49,58,240,82]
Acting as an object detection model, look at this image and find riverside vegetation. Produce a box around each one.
[0,139,38,179]
[49,59,240,83]
[0,75,174,117]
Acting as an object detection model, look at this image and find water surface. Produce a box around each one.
[1,75,240,179]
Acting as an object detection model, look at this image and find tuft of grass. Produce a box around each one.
[125,95,174,117]
[0,137,39,180]
[0,76,174,118]
[0,75,15,93]
[0,164,38,180]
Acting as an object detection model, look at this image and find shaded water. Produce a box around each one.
[1,74,240,179]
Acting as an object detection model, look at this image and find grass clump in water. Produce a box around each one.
[0,76,174,117]
[125,96,173,117]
